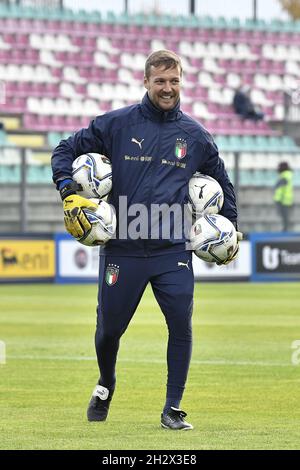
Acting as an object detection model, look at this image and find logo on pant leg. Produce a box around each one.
[178,260,190,270]
[105,264,119,286]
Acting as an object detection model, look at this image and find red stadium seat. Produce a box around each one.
[1,12,290,136]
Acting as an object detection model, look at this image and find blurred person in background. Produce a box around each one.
[233,85,264,121]
[274,161,294,232]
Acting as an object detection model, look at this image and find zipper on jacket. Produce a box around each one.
[143,121,163,256]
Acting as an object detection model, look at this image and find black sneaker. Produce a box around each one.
[161,407,193,430]
[87,385,114,422]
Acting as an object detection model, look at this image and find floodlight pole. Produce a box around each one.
[124,0,128,14]
[190,0,196,15]
[253,0,257,22]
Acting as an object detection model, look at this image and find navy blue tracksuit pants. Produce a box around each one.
[95,250,194,406]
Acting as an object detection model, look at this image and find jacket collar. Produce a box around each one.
[140,93,182,122]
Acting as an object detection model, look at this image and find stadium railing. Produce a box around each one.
[1,144,300,234]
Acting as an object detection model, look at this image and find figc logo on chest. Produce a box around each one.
[175,138,187,159]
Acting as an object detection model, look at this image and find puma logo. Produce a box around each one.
[94,385,109,401]
[178,261,190,270]
[195,184,207,199]
[131,137,144,149]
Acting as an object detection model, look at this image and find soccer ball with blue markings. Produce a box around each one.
[188,173,224,219]
[78,199,116,247]
[72,153,112,199]
[190,214,237,263]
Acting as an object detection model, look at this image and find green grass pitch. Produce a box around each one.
[0,282,300,450]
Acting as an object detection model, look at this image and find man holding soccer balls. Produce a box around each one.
[51,50,242,430]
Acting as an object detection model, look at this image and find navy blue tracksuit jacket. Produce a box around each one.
[52,93,237,256]
[51,93,238,407]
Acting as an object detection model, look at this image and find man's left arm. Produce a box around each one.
[198,138,243,264]
[198,138,238,227]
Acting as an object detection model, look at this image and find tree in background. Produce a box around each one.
[279,0,300,19]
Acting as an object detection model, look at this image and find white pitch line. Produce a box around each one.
[6,355,295,367]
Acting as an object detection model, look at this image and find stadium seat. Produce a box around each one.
[0,4,298,148]
[0,164,20,183]
[294,170,300,187]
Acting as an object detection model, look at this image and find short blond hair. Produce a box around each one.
[144,50,183,79]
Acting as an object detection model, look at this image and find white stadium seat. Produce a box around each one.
[94,51,117,69]
[63,66,86,84]
[0,34,11,49]
[96,37,119,55]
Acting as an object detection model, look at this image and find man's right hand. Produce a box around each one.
[216,231,243,266]
[63,195,98,239]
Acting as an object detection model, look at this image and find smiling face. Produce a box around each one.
[144,64,182,112]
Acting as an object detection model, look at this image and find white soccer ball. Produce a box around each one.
[190,214,237,263]
[188,173,224,219]
[72,153,112,199]
[78,199,116,247]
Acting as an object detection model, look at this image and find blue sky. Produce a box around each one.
[64,0,289,21]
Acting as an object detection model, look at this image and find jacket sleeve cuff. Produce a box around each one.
[59,181,83,200]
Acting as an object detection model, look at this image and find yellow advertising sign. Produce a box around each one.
[0,240,55,278]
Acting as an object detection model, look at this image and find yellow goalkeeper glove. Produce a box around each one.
[217,231,243,266]
[63,194,98,239]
